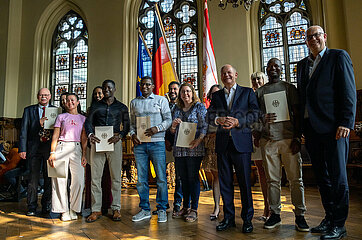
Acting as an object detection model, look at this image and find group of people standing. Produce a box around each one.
[18,25,356,240]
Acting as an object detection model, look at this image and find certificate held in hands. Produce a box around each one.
[137,116,151,142]
[264,91,290,122]
[44,107,60,129]
[47,160,66,178]
[176,122,197,148]
[95,126,114,152]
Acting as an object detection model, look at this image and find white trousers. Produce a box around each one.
[51,141,84,213]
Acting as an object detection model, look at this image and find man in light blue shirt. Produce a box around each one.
[130,76,172,223]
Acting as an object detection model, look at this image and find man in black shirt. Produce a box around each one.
[85,79,129,222]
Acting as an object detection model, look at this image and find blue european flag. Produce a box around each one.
[136,36,144,97]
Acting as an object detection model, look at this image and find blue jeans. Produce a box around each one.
[134,142,168,211]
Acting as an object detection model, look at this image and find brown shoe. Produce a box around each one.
[112,210,121,221]
[185,209,198,223]
[86,211,102,223]
[172,208,190,219]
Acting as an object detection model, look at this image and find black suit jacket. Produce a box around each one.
[297,48,357,134]
[19,104,53,157]
[207,85,259,153]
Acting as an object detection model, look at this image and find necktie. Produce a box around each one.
[40,107,49,142]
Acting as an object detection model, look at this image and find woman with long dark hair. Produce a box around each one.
[83,86,113,215]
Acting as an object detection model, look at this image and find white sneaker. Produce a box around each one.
[132,209,151,222]
[69,209,78,220]
[61,211,71,221]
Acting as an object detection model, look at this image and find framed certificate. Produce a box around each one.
[137,116,151,142]
[176,122,197,148]
[263,91,290,122]
[95,126,114,152]
[44,107,60,129]
[47,160,66,178]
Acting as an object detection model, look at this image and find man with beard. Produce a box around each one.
[152,81,182,215]
[166,81,183,214]
[85,79,130,223]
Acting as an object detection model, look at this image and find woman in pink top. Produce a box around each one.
[48,93,87,221]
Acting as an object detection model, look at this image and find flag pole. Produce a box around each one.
[138,27,152,60]
[154,3,179,82]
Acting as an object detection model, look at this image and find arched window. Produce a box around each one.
[50,11,88,111]
[138,0,199,92]
[259,0,311,84]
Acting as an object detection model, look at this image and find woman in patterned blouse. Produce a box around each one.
[170,82,208,223]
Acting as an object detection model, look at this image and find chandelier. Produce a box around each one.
[217,0,265,11]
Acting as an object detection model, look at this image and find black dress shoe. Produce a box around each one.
[41,208,50,215]
[311,218,332,233]
[26,210,36,216]
[242,221,253,233]
[101,208,108,215]
[216,218,236,231]
[320,226,346,240]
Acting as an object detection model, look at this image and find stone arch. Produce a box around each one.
[31,0,86,103]
[121,0,143,103]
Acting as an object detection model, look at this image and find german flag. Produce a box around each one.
[152,13,177,96]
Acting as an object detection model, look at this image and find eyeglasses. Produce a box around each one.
[306,32,324,41]
[181,90,192,94]
[38,94,50,97]
[140,83,153,87]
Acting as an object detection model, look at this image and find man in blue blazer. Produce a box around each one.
[19,88,54,216]
[297,25,357,240]
[207,64,259,233]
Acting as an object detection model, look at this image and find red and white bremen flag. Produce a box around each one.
[202,0,218,108]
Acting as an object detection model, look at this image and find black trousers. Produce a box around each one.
[217,137,254,222]
[175,156,202,210]
[27,149,52,212]
[304,120,349,227]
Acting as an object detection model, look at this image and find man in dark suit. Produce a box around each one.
[19,88,53,216]
[297,25,357,240]
[207,64,259,233]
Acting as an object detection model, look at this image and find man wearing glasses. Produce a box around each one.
[297,25,357,239]
[129,76,172,223]
[19,88,54,216]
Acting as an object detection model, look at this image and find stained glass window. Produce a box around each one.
[50,11,88,111]
[259,0,311,85]
[138,0,199,92]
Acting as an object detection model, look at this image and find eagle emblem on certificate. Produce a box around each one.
[95,126,114,152]
[44,107,60,129]
[176,122,197,148]
[264,91,290,122]
[137,116,151,142]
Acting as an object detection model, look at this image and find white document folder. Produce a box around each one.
[176,122,197,148]
[44,107,60,129]
[47,160,66,178]
[137,116,151,142]
[263,91,290,122]
[95,126,114,152]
